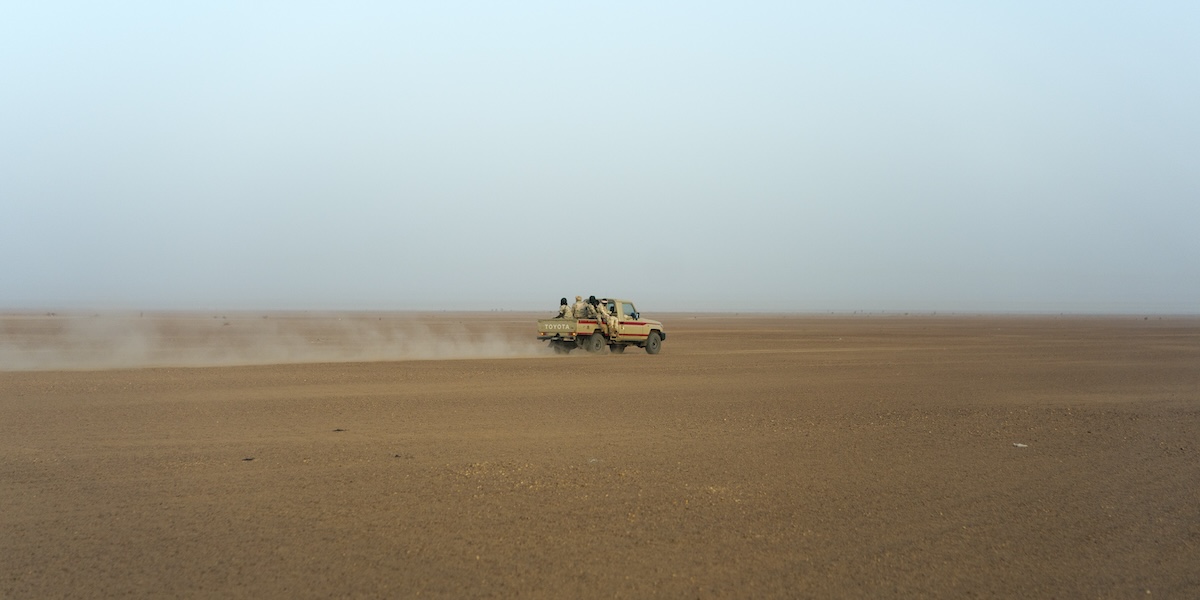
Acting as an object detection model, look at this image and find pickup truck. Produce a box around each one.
[537,298,666,355]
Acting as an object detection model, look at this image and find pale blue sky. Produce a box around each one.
[3,2,1197,312]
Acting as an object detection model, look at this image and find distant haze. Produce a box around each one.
[3,3,1197,313]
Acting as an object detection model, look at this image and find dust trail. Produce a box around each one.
[0,313,554,371]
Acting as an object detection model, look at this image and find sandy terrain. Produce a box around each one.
[2,312,1198,598]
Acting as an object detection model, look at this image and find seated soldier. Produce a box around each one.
[599,300,619,338]
[606,301,620,338]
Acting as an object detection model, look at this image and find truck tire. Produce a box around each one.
[551,341,572,354]
[584,333,606,353]
[644,331,662,354]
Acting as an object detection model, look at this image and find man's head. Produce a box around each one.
[588,295,598,305]
[560,297,568,306]
[575,295,582,302]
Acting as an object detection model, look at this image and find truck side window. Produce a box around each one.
[623,304,636,318]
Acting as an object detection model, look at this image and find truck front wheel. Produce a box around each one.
[584,333,606,353]
[644,331,662,354]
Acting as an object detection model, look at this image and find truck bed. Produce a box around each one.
[536,318,601,340]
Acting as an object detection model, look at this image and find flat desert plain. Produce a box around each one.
[2,312,1198,598]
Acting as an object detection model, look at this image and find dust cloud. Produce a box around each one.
[0,313,552,371]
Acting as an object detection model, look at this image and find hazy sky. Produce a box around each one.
[3,2,1197,312]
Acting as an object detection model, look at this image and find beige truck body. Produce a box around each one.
[537,298,665,354]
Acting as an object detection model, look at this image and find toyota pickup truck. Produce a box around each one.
[537,298,665,354]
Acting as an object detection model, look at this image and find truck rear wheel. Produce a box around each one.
[584,333,606,353]
[551,341,572,354]
[644,331,662,354]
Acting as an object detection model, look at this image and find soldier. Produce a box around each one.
[591,296,619,339]
[601,300,620,339]
[572,295,587,318]
[555,297,572,319]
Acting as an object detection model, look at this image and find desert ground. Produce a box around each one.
[2,312,1198,598]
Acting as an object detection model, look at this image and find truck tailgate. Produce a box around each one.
[538,319,577,336]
